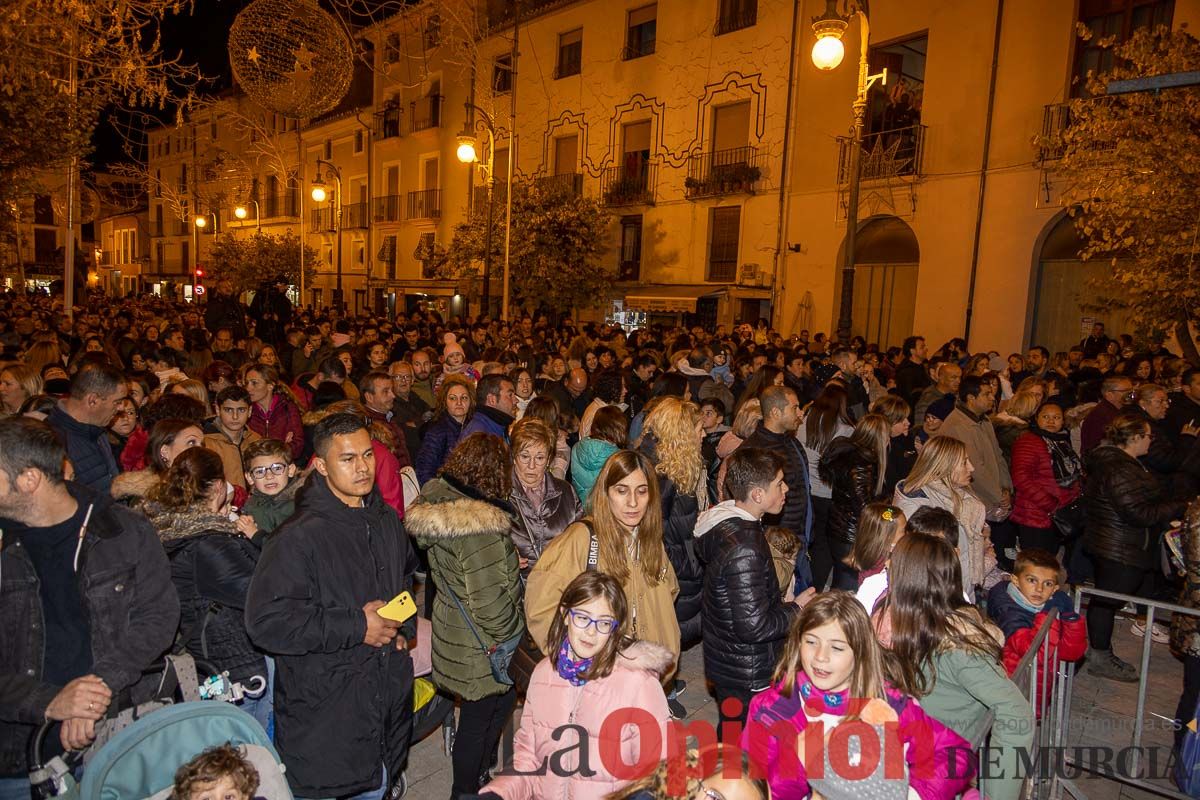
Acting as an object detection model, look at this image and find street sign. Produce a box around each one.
[194,285,206,295]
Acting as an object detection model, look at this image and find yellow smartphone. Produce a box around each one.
[378,591,417,623]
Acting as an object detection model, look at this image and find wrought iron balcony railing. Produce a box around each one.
[685,146,762,199]
[407,188,442,220]
[836,124,926,185]
[601,163,656,207]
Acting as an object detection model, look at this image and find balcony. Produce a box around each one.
[621,41,655,61]
[537,172,583,197]
[407,188,441,220]
[836,124,926,185]
[311,207,336,232]
[374,104,403,140]
[342,202,369,229]
[409,94,443,133]
[98,250,113,266]
[374,195,404,223]
[685,146,763,199]
[262,191,299,219]
[1039,103,1071,162]
[601,163,656,207]
[714,5,757,35]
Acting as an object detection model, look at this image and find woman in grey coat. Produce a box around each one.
[508,418,582,575]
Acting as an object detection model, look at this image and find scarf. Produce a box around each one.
[555,639,592,686]
[1007,581,1045,614]
[1031,424,1082,488]
[799,676,850,715]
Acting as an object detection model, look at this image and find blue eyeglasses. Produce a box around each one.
[566,609,617,635]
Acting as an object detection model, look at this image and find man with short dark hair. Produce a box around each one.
[294,356,348,412]
[936,375,1012,520]
[204,279,247,341]
[894,335,931,408]
[459,374,516,442]
[246,413,415,800]
[203,385,261,489]
[408,349,436,408]
[46,363,126,492]
[1081,321,1111,359]
[1024,345,1051,382]
[737,386,813,590]
[360,371,411,468]
[625,354,657,417]
[0,417,178,787]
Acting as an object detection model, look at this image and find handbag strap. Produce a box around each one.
[582,519,599,570]
[442,583,493,655]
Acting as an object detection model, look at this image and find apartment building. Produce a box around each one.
[0,166,87,292]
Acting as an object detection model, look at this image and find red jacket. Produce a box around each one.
[248,393,304,461]
[1010,431,1080,529]
[1001,609,1087,713]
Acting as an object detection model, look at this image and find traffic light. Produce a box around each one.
[195,267,205,279]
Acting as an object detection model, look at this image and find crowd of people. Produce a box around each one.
[1,285,1198,800]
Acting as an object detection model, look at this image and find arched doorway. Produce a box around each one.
[841,216,919,349]
[1031,214,1133,352]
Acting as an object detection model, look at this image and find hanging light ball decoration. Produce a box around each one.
[228,0,354,120]
[194,148,254,211]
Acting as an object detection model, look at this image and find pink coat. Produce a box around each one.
[742,672,974,800]
[484,641,673,800]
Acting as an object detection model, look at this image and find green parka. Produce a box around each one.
[407,474,524,700]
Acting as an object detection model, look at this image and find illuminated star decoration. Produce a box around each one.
[246,46,261,65]
[293,43,316,71]
[860,136,914,182]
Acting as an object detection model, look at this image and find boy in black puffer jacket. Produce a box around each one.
[696,448,812,738]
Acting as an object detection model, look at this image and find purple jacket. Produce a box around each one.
[741,672,974,800]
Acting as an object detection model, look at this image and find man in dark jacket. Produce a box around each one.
[696,448,807,735]
[894,335,931,410]
[0,417,178,786]
[459,374,516,442]
[204,279,248,341]
[736,385,813,590]
[246,413,416,799]
[1081,375,1133,454]
[46,362,126,493]
[248,275,293,346]
[388,360,431,460]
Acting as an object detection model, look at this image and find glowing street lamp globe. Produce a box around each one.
[311,181,328,203]
[456,135,479,164]
[811,31,846,70]
[194,216,207,228]
[234,206,249,219]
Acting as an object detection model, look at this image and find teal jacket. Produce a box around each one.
[570,438,620,507]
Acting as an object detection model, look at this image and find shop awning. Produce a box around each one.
[623,285,718,313]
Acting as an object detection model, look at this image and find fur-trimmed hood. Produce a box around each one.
[613,640,675,679]
[110,468,159,502]
[405,474,514,539]
[144,502,240,544]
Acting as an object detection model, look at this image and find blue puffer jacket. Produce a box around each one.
[570,438,620,508]
[415,415,464,485]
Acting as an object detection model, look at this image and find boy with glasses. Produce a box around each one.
[238,438,300,545]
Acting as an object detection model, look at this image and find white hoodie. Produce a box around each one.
[692,499,758,538]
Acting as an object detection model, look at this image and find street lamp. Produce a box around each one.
[192,211,216,302]
[311,160,343,311]
[811,0,887,346]
[457,105,504,319]
[234,199,261,231]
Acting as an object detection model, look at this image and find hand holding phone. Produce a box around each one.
[377,590,417,623]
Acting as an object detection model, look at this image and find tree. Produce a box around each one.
[1050,25,1200,363]
[437,180,615,314]
[205,231,319,294]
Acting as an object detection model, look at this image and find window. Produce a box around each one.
[154,205,164,236]
[866,35,926,135]
[423,157,439,191]
[34,229,56,262]
[324,139,332,159]
[33,195,54,226]
[179,164,188,192]
[379,235,397,279]
[554,135,579,175]
[181,241,189,272]
[354,130,364,154]
[493,54,513,93]
[707,206,740,281]
[322,243,333,266]
[154,170,162,198]
[418,232,437,278]
[619,215,642,281]
[625,4,656,60]
[155,241,165,270]
[384,32,400,63]
[712,101,750,153]
[424,14,441,49]
[210,121,218,140]
[623,120,651,168]
[557,29,582,78]
[1072,0,1173,96]
[715,0,757,35]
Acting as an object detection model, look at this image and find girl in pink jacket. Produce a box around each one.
[482,572,672,800]
[742,592,974,800]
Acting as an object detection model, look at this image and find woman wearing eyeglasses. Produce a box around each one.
[508,418,581,576]
[480,572,671,800]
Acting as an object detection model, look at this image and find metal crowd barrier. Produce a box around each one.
[1043,586,1200,800]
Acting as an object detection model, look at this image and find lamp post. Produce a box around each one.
[234,199,261,231]
[811,0,887,346]
[312,158,343,312]
[456,104,499,319]
[193,211,216,301]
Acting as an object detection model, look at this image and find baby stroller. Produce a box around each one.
[28,654,288,800]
